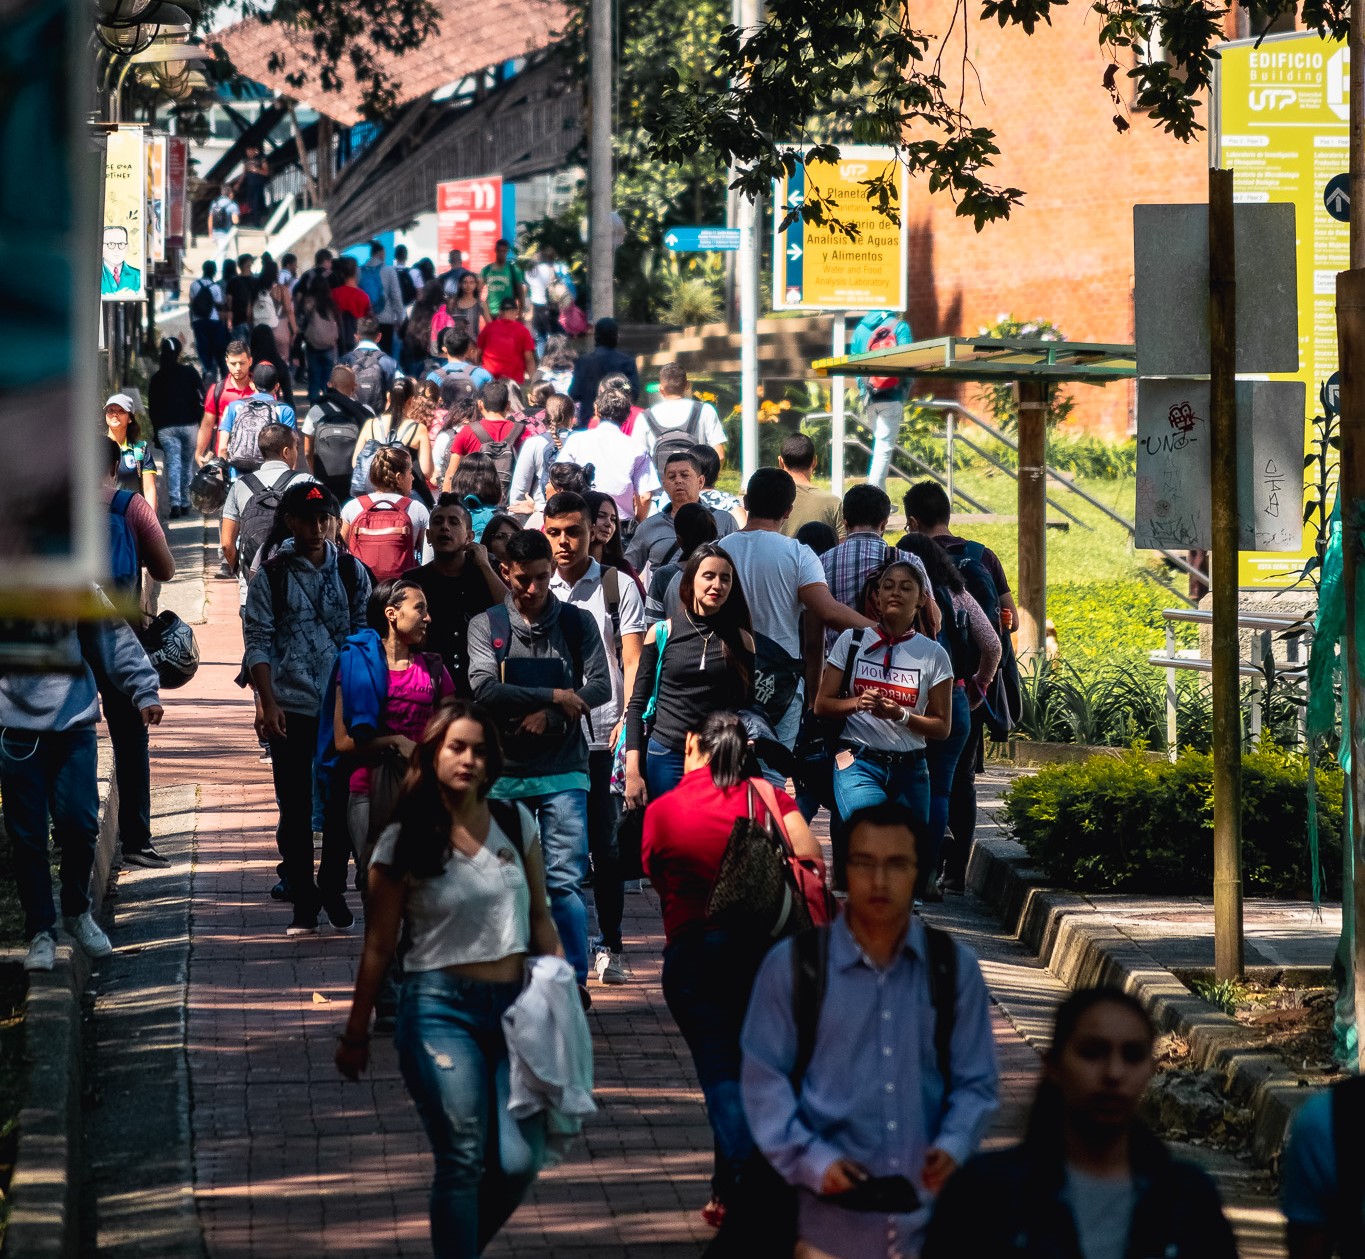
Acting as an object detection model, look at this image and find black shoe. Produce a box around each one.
[123,843,171,869]
[322,896,354,931]
[286,907,318,936]
[941,877,966,896]
[270,879,294,902]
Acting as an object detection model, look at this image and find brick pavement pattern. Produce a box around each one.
[157,578,1046,1258]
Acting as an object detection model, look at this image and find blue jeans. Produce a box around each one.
[645,737,687,800]
[191,317,227,380]
[661,925,770,1204]
[306,346,337,402]
[923,685,971,884]
[515,788,590,985]
[396,970,546,1259]
[158,424,197,509]
[833,748,931,824]
[0,726,100,938]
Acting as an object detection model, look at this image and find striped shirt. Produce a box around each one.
[820,532,928,650]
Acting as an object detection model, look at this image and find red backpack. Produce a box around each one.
[348,495,416,581]
[867,321,900,391]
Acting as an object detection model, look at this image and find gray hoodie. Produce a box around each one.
[242,539,370,715]
[467,593,610,780]
[0,612,160,733]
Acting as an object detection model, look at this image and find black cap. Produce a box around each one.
[281,480,339,517]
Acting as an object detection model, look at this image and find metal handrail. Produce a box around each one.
[1161,608,1313,634]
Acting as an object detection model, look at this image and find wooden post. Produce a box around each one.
[1014,379,1048,663]
[286,102,320,209]
[1209,166,1244,982]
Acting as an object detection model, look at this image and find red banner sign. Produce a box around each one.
[436,176,503,273]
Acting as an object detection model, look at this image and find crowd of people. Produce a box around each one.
[7,253,1339,1259]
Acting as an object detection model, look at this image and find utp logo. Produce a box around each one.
[839,163,869,180]
[1248,88,1298,110]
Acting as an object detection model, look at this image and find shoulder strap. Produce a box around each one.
[471,420,492,445]
[357,494,375,512]
[643,407,666,439]
[962,540,985,563]
[790,925,831,1089]
[274,469,301,492]
[507,420,527,446]
[110,489,134,517]
[241,472,265,497]
[602,564,621,619]
[214,379,227,411]
[488,604,512,668]
[266,554,290,620]
[337,551,362,606]
[923,923,958,1092]
[838,626,865,698]
[686,399,703,435]
[399,420,419,444]
[487,799,527,860]
[560,603,586,687]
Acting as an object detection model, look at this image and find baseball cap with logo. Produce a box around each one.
[280,480,340,517]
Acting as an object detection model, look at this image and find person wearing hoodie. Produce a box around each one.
[850,310,913,490]
[243,480,371,935]
[467,527,610,993]
[0,602,162,973]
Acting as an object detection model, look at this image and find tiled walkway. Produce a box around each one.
[137,561,1280,1257]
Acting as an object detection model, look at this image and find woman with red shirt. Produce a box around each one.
[642,711,824,1228]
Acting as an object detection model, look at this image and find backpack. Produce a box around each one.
[867,321,900,391]
[350,347,387,413]
[235,469,301,575]
[559,302,589,337]
[470,419,527,504]
[251,287,279,329]
[358,264,385,316]
[107,490,141,594]
[337,308,358,356]
[210,200,233,233]
[347,494,417,581]
[949,540,1021,738]
[642,400,703,479]
[224,397,279,472]
[935,586,980,683]
[312,404,362,485]
[351,418,419,497]
[302,303,339,351]
[396,265,417,306]
[434,372,480,417]
[190,280,216,320]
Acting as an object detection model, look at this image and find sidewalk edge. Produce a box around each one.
[965,832,1313,1164]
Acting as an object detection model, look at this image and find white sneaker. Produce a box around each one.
[594,948,631,985]
[24,933,56,972]
[65,912,113,959]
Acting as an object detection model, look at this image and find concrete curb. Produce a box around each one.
[5,767,118,1258]
[965,832,1314,1165]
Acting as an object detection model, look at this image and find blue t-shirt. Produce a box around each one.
[1282,1091,1337,1227]
[850,313,912,402]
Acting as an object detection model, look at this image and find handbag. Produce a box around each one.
[706,779,823,939]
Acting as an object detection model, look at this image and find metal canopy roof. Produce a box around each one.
[813,335,1138,383]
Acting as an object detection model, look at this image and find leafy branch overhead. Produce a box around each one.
[642,0,1350,236]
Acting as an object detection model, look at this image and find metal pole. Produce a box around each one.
[736,0,761,482]
[1014,379,1048,663]
[831,316,847,499]
[589,0,614,320]
[1209,166,1244,982]
[1166,620,1178,762]
[945,411,955,510]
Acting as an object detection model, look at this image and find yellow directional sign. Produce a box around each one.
[772,146,908,312]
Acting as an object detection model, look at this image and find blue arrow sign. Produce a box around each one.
[1325,173,1350,222]
[663,226,743,252]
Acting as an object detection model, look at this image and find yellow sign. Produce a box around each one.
[1217,32,1348,587]
[772,146,908,311]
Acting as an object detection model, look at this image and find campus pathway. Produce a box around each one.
[81,531,1285,1256]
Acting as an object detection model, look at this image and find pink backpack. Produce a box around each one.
[348,495,416,581]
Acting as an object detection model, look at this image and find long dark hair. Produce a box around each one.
[896,532,964,595]
[451,452,502,506]
[389,700,505,879]
[248,324,295,410]
[693,711,758,790]
[584,490,632,573]
[405,280,445,362]
[1025,987,1156,1148]
[678,543,753,691]
[307,274,336,319]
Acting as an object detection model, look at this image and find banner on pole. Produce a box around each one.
[166,135,187,249]
[102,127,145,302]
[436,176,503,273]
[145,134,167,264]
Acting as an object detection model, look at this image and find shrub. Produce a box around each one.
[659,275,722,327]
[1003,746,1342,899]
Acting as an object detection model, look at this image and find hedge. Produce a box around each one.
[1003,747,1342,899]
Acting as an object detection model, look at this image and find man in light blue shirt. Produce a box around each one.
[850,310,913,490]
[741,801,998,1258]
[427,328,492,389]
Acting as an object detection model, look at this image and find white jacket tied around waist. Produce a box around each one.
[502,955,595,1164]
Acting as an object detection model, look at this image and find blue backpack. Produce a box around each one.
[108,490,141,593]
[358,264,385,316]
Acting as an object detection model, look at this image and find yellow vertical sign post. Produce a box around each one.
[1217,33,1349,587]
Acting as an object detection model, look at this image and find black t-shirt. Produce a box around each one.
[226,275,251,325]
[147,362,204,433]
[404,561,498,696]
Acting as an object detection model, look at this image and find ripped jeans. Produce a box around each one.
[395,969,546,1259]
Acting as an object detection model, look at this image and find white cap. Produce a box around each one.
[104,393,135,412]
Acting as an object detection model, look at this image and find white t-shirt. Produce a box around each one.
[557,423,660,518]
[639,397,727,455]
[719,529,825,659]
[826,628,953,752]
[549,559,646,748]
[525,261,557,306]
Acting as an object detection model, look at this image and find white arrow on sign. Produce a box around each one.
[664,232,679,247]
[1327,185,1351,215]
[787,244,803,261]
[789,191,805,207]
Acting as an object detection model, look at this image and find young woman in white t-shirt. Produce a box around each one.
[815,558,953,824]
[336,700,562,1257]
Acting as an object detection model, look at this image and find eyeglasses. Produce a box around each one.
[104,239,128,251]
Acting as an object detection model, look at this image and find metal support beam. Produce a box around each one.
[588,0,614,319]
[1015,380,1048,663]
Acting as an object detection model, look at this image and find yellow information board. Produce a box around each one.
[1217,32,1348,587]
[772,146,908,311]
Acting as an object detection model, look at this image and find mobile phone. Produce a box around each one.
[823,1173,922,1214]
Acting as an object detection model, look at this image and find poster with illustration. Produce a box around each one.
[145,133,166,263]
[166,135,187,248]
[102,127,145,301]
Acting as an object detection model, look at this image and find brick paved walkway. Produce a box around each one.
[144,563,1278,1257]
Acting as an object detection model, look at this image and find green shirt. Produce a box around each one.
[481,261,525,312]
[489,770,589,801]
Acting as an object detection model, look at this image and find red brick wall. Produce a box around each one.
[901,4,1221,440]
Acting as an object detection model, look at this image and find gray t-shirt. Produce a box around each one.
[1064,1166,1137,1259]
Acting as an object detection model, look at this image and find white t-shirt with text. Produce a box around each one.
[826,628,953,752]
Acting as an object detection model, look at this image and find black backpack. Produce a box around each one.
[350,347,387,413]
[1332,1075,1365,1258]
[190,280,216,320]
[643,400,703,479]
[397,265,417,306]
[470,419,527,504]
[210,201,234,233]
[312,402,363,485]
[935,586,980,683]
[236,470,301,574]
[945,539,1021,739]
